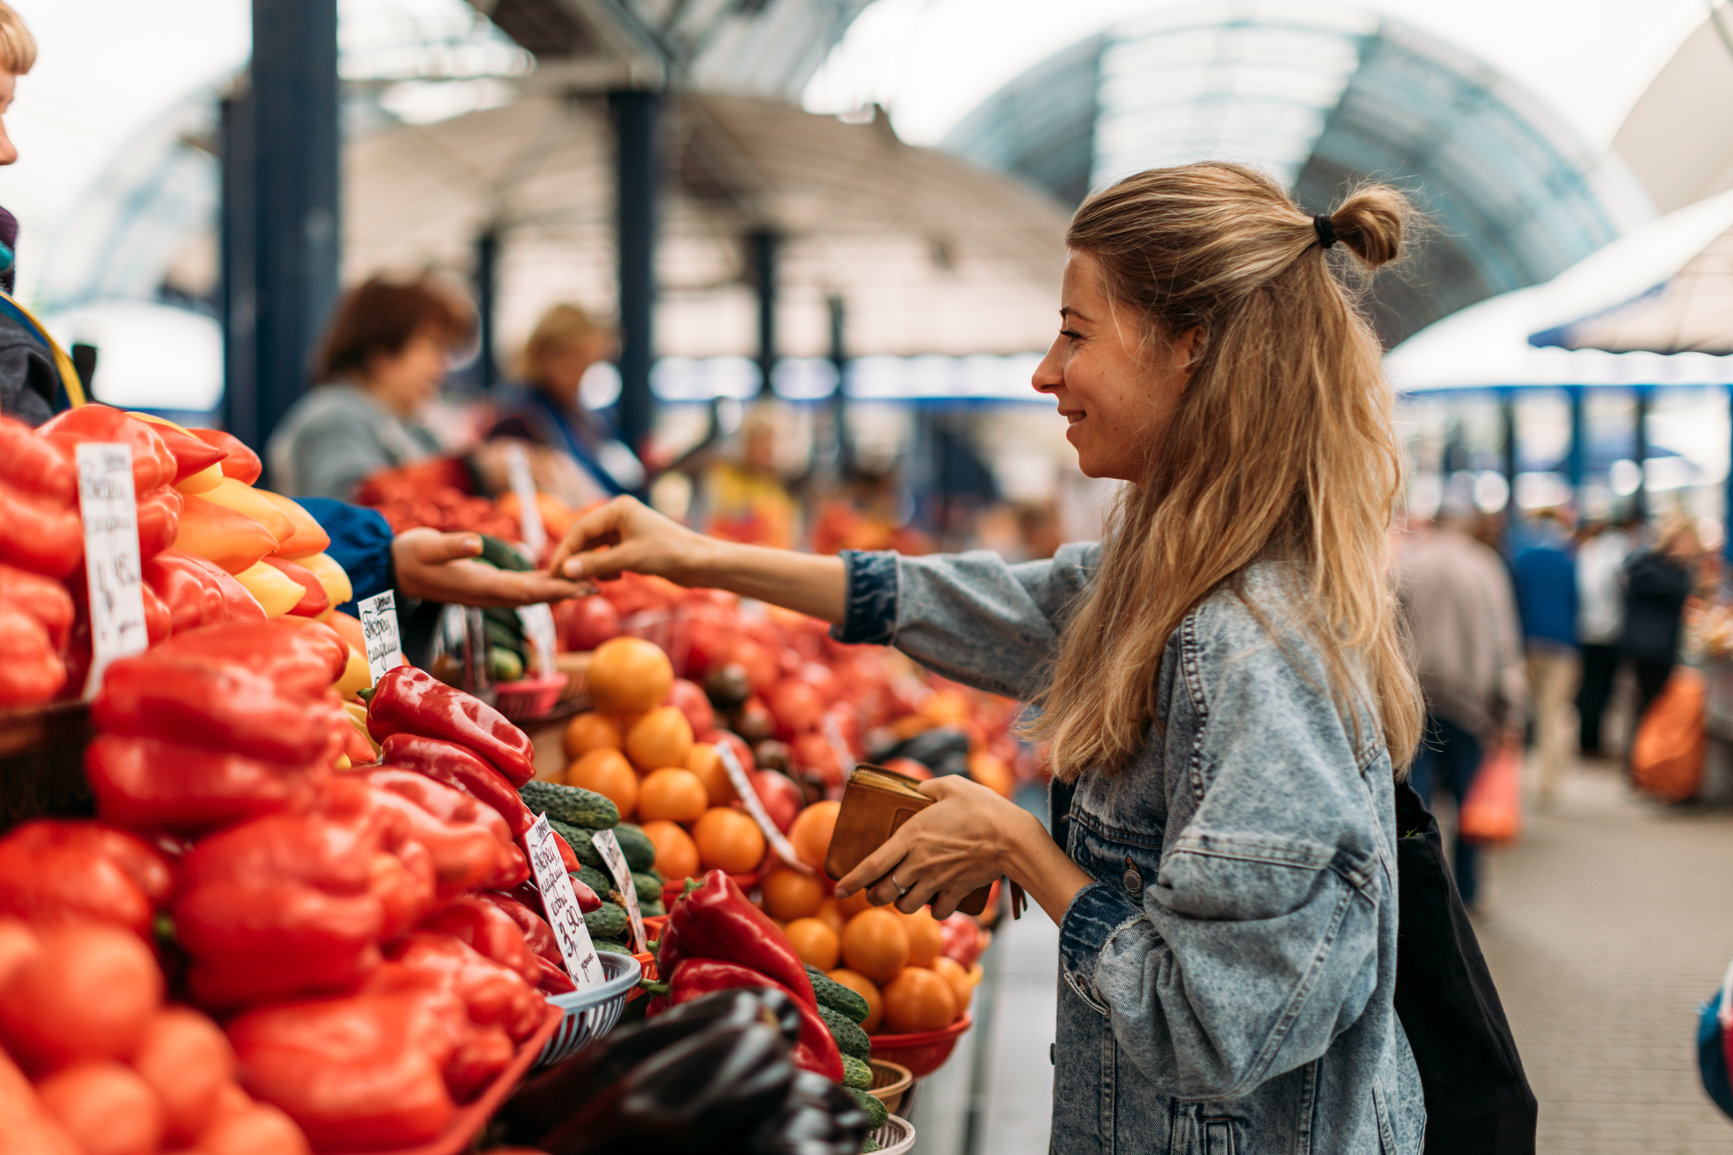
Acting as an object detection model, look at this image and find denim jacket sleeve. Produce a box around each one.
[832,543,1101,699]
[1057,601,1388,1101]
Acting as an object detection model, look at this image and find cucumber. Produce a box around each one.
[550,820,607,869]
[593,939,632,955]
[488,647,524,683]
[485,619,523,652]
[640,899,666,918]
[807,966,870,1025]
[571,865,612,899]
[484,605,527,636]
[520,781,620,829]
[816,1002,870,1060]
[584,902,628,940]
[845,1086,888,1130]
[861,1139,882,1154]
[631,871,663,906]
[478,534,533,571]
[840,1053,873,1090]
[611,823,657,872]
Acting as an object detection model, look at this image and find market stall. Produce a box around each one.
[0,404,1017,1155]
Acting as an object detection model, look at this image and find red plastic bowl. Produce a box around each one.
[869,1013,973,1079]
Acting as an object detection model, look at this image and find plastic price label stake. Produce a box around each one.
[357,591,404,683]
[517,604,558,678]
[716,741,811,875]
[525,814,607,988]
[504,443,546,557]
[77,443,148,698]
[591,829,646,953]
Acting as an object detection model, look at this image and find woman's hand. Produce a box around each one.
[392,528,592,607]
[546,495,709,585]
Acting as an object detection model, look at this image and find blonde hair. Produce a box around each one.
[519,304,613,382]
[0,3,35,75]
[1030,162,1423,780]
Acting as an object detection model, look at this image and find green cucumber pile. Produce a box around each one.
[518,779,664,949]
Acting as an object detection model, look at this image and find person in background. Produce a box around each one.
[1510,508,1578,806]
[705,404,801,549]
[1397,493,1528,907]
[266,274,475,500]
[1574,514,1632,758]
[1620,516,1698,736]
[487,303,642,503]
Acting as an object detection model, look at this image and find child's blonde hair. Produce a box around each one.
[0,3,35,75]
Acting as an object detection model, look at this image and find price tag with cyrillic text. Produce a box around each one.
[517,603,558,678]
[77,443,148,698]
[591,828,646,953]
[357,590,404,683]
[524,814,606,988]
[716,741,811,874]
[504,443,546,556]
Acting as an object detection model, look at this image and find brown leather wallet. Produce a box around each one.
[823,764,995,916]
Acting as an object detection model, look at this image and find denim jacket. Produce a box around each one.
[835,545,1424,1155]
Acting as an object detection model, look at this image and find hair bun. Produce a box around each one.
[1325,184,1412,269]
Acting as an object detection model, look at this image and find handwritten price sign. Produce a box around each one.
[524,814,606,988]
[76,443,148,698]
[357,591,404,683]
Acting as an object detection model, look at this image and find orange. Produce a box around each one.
[625,706,693,774]
[637,768,709,823]
[563,711,621,760]
[692,807,766,874]
[788,800,841,871]
[587,637,673,713]
[840,906,909,983]
[931,956,973,1013]
[640,819,700,880]
[836,887,875,920]
[686,743,736,806]
[827,968,884,1034]
[882,965,957,1033]
[783,917,841,970]
[903,907,944,968]
[761,868,826,921]
[813,896,847,936]
[564,748,638,818]
[967,751,1013,798]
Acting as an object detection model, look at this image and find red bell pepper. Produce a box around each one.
[135,484,184,560]
[263,556,329,617]
[0,1045,82,1155]
[0,821,171,939]
[379,932,547,1043]
[140,581,171,646]
[0,564,73,649]
[377,732,536,836]
[180,552,267,621]
[154,619,346,698]
[663,870,815,1008]
[150,423,228,483]
[144,549,259,632]
[366,666,537,787]
[476,892,561,967]
[86,734,326,834]
[504,875,600,918]
[189,428,262,485]
[662,958,843,1082]
[415,896,538,984]
[0,483,82,579]
[0,414,75,505]
[362,767,513,848]
[96,657,333,765]
[362,785,528,897]
[0,606,66,707]
[357,963,516,1101]
[38,405,175,495]
[226,992,456,1150]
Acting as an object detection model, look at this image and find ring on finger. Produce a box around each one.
[891,872,911,897]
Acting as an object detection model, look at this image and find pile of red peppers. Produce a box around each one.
[649,870,844,1082]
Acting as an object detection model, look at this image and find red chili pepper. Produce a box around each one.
[380,932,548,1043]
[666,870,816,1008]
[664,958,843,1081]
[135,485,184,560]
[550,830,581,873]
[263,556,329,617]
[0,413,75,505]
[0,605,66,707]
[565,873,601,912]
[0,564,73,650]
[85,734,326,834]
[39,405,173,495]
[415,896,537,984]
[0,820,172,939]
[377,732,535,836]
[366,666,537,787]
[189,428,261,485]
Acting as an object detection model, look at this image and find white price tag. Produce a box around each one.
[524,814,607,988]
[517,603,558,678]
[821,714,856,789]
[77,443,149,699]
[504,443,546,557]
[716,741,811,875]
[591,828,647,953]
[357,591,404,683]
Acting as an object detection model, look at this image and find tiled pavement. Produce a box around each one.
[966,761,1733,1154]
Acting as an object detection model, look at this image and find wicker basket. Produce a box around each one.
[867,1059,913,1115]
[494,673,569,722]
[867,1114,916,1155]
[868,1013,973,1078]
[534,950,641,1069]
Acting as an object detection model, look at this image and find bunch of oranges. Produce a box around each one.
[563,637,767,881]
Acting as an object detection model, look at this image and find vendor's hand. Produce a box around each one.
[546,495,708,585]
[393,527,592,608]
[834,776,1039,920]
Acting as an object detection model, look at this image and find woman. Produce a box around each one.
[267,273,475,499]
[1621,516,1698,729]
[548,164,1425,1153]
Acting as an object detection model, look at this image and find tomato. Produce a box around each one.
[840,907,909,984]
[637,769,709,823]
[733,697,776,743]
[640,820,700,880]
[826,968,884,1034]
[624,706,694,773]
[691,808,766,875]
[558,596,620,652]
[793,733,844,787]
[562,712,621,760]
[760,868,826,921]
[665,679,715,737]
[939,913,984,968]
[783,918,840,970]
[198,1101,310,1155]
[713,731,756,776]
[587,637,673,713]
[133,1007,235,1144]
[903,907,944,968]
[768,679,824,736]
[798,662,839,702]
[749,771,802,834]
[702,663,752,710]
[881,965,958,1033]
[724,639,780,697]
[36,1061,165,1155]
[931,956,974,1014]
[788,800,840,871]
[0,924,162,1073]
[564,749,639,819]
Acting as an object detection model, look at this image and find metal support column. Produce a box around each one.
[1566,386,1585,499]
[238,0,340,457]
[610,90,659,458]
[827,293,848,476]
[751,229,779,396]
[1633,387,1650,520]
[474,229,499,393]
[219,89,257,443]
[1499,394,1518,512]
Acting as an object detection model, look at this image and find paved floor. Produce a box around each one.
[965,760,1733,1154]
